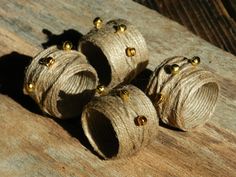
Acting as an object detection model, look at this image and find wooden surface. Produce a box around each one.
[0,0,236,176]
[135,0,236,55]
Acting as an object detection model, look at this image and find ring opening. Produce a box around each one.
[83,109,119,158]
[182,82,219,129]
[57,71,96,118]
[80,41,111,86]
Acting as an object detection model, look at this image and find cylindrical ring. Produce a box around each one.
[81,85,158,159]
[24,46,98,118]
[145,56,219,131]
[78,18,149,89]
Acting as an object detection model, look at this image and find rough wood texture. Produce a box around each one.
[135,0,236,55]
[0,0,236,176]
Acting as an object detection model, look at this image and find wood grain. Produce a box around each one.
[135,0,236,55]
[0,0,236,176]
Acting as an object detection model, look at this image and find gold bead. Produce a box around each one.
[119,89,130,101]
[170,64,180,75]
[115,24,127,32]
[134,116,147,126]
[39,57,55,67]
[126,47,136,57]
[62,41,73,51]
[93,17,103,29]
[154,93,164,105]
[96,85,105,95]
[189,56,201,66]
[25,83,34,93]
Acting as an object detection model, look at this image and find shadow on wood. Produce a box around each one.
[0,52,41,114]
[52,116,103,159]
[131,68,152,91]
[159,121,182,131]
[42,29,83,49]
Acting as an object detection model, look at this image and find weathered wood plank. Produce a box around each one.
[135,0,236,55]
[0,0,236,176]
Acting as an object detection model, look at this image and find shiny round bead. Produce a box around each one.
[119,89,130,101]
[171,64,180,75]
[126,47,136,57]
[39,57,55,67]
[115,24,127,32]
[25,83,34,93]
[189,56,201,66]
[134,116,147,126]
[96,85,105,95]
[62,41,73,51]
[93,17,103,29]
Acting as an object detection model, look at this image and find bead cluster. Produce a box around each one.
[164,56,201,75]
[155,56,201,107]
[93,17,136,58]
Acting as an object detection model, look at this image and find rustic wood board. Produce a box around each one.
[135,0,236,55]
[0,0,236,176]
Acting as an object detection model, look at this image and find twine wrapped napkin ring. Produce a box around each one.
[145,56,219,131]
[24,46,98,119]
[81,85,158,159]
[78,18,149,89]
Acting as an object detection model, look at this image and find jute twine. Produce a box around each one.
[81,85,158,159]
[24,46,98,118]
[145,56,219,131]
[78,19,149,89]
